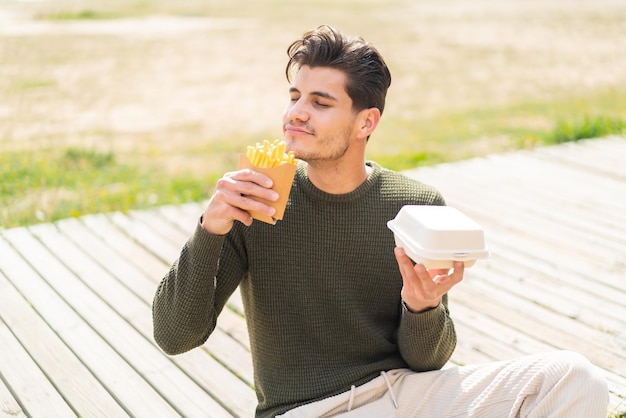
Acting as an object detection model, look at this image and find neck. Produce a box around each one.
[306,160,372,194]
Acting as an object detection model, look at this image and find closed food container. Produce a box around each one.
[387,205,489,269]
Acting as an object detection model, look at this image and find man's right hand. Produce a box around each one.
[201,168,279,235]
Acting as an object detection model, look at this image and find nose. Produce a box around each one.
[285,98,309,123]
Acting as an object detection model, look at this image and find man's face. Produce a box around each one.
[282,66,361,163]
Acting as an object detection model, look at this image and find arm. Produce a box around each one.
[152,223,239,355]
[153,167,278,355]
[397,294,456,371]
[394,247,463,371]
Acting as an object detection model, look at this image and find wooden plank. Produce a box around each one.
[156,202,205,235]
[0,319,75,417]
[416,156,626,233]
[534,140,626,180]
[1,228,182,418]
[492,267,625,337]
[108,211,183,265]
[453,278,626,372]
[581,136,626,160]
[27,222,240,418]
[452,158,626,239]
[56,217,159,299]
[450,292,626,413]
[228,287,246,316]
[161,348,257,417]
[450,302,556,355]
[483,235,626,326]
[447,338,493,367]
[482,226,626,297]
[55,217,256,403]
[0,376,25,418]
[444,174,626,248]
[411,151,626,221]
[204,326,254,387]
[128,209,191,249]
[498,153,624,212]
[217,304,250,350]
[0,268,129,417]
[79,213,170,280]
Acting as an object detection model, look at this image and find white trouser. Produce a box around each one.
[278,351,608,418]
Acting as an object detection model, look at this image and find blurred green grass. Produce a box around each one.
[2,0,626,228]
[0,148,213,227]
[370,88,626,170]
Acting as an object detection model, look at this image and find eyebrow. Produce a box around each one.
[289,87,338,101]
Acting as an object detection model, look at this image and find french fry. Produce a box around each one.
[238,139,298,224]
[245,140,296,169]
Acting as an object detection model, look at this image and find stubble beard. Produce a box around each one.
[291,126,352,167]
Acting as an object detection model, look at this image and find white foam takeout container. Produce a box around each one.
[387,205,489,269]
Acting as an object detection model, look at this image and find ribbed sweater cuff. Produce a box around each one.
[401,301,447,329]
[187,217,226,266]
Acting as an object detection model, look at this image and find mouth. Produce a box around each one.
[284,125,312,136]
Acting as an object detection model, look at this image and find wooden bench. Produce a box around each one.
[1,136,625,417]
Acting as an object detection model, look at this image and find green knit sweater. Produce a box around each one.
[153,161,457,417]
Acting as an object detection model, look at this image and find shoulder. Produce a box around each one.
[374,163,446,206]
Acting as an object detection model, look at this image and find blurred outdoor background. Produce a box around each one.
[1,0,625,228]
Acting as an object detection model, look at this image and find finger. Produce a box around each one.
[395,248,439,301]
[428,268,450,278]
[204,203,253,232]
[228,168,273,188]
[432,261,465,287]
[218,172,279,203]
[214,188,276,217]
[202,183,275,235]
[394,247,420,294]
[448,261,465,285]
[394,248,419,284]
[213,173,278,220]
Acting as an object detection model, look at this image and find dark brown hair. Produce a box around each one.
[286,25,392,115]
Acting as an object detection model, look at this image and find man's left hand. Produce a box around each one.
[394,247,464,313]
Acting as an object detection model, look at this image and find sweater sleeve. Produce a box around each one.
[397,293,456,371]
[152,220,243,355]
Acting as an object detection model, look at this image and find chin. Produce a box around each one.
[284,137,297,153]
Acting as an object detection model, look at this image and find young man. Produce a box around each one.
[153,25,608,417]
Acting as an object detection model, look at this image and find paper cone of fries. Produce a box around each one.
[238,153,297,225]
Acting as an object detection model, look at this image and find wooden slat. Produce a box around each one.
[56,217,159,301]
[28,221,250,418]
[1,228,182,418]
[0,267,128,417]
[216,305,251,350]
[52,217,256,413]
[52,216,257,415]
[79,213,170,280]
[0,319,75,417]
[534,139,626,180]
[128,209,192,249]
[0,374,25,418]
[108,211,183,264]
[156,203,205,233]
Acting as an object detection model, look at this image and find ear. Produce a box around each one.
[355,107,381,140]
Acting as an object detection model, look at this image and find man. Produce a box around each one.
[153,25,608,417]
